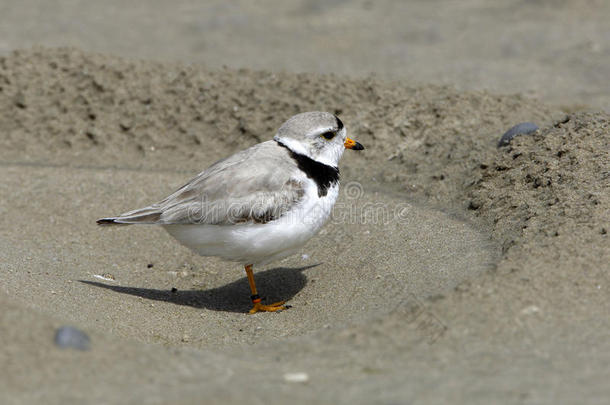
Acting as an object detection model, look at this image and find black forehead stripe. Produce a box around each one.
[275,140,339,197]
[335,116,344,131]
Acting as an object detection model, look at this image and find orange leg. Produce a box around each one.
[245,264,287,314]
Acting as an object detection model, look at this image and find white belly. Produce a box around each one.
[163,182,339,265]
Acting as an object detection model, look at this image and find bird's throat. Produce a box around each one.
[275,140,340,197]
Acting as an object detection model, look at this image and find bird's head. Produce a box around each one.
[274,111,364,167]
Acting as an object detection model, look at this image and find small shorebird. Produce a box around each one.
[98,111,364,313]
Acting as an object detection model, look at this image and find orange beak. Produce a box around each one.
[344,137,364,150]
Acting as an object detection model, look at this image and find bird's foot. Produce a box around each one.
[249,300,287,314]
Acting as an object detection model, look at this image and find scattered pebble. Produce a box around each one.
[119,120,132,131]
[54,326,91,350]
[498,122,539,147]
[14,91,26,109]
[283,372,309,383]
[147,263,154,268]
[520,305,541,315]
[301,254,310,260]
[171,287,178,293]
[93,273,115,282]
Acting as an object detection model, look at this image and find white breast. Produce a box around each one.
[163,177,339,266]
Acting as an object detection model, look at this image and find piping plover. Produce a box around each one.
[97,111,364,313]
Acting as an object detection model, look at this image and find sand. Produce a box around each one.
[1,0,610,112]
[0,45,608,404]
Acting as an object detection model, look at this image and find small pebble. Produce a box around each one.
[14,91,26,109]
[520,305,541,315]
[119,120,132,131]
[171,287,178,293]
[283,372,309,383]
[498,122,539,147]
[54,326,91,350]
[301,254,310,260]
[147,263,154,268]
[93,273,115,282]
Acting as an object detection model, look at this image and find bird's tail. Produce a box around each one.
[96,217,128,226]
[96,207,163,226]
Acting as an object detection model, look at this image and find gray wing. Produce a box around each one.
[98,141,305,225]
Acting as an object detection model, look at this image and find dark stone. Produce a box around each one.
[498,122,539,147]
[54,326,91,350]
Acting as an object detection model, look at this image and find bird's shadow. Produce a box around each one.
[80,264,319,313]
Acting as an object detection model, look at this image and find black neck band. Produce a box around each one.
[276,140,339,197]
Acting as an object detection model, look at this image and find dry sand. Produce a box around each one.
[0,48,608,404]
[1,0,610,112]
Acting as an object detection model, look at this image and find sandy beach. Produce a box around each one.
[0,2,609,404]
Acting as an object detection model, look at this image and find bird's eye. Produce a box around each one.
[321,131,336,140]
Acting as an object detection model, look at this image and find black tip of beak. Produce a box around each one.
[353,141,364,151]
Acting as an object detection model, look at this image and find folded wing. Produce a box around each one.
[97,141,305,226]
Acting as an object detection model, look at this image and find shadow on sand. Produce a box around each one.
[80,264,319,313]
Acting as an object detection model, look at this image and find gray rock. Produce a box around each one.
[498,122,539,147]
[54,326,91,351]
[14,91,26,109]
